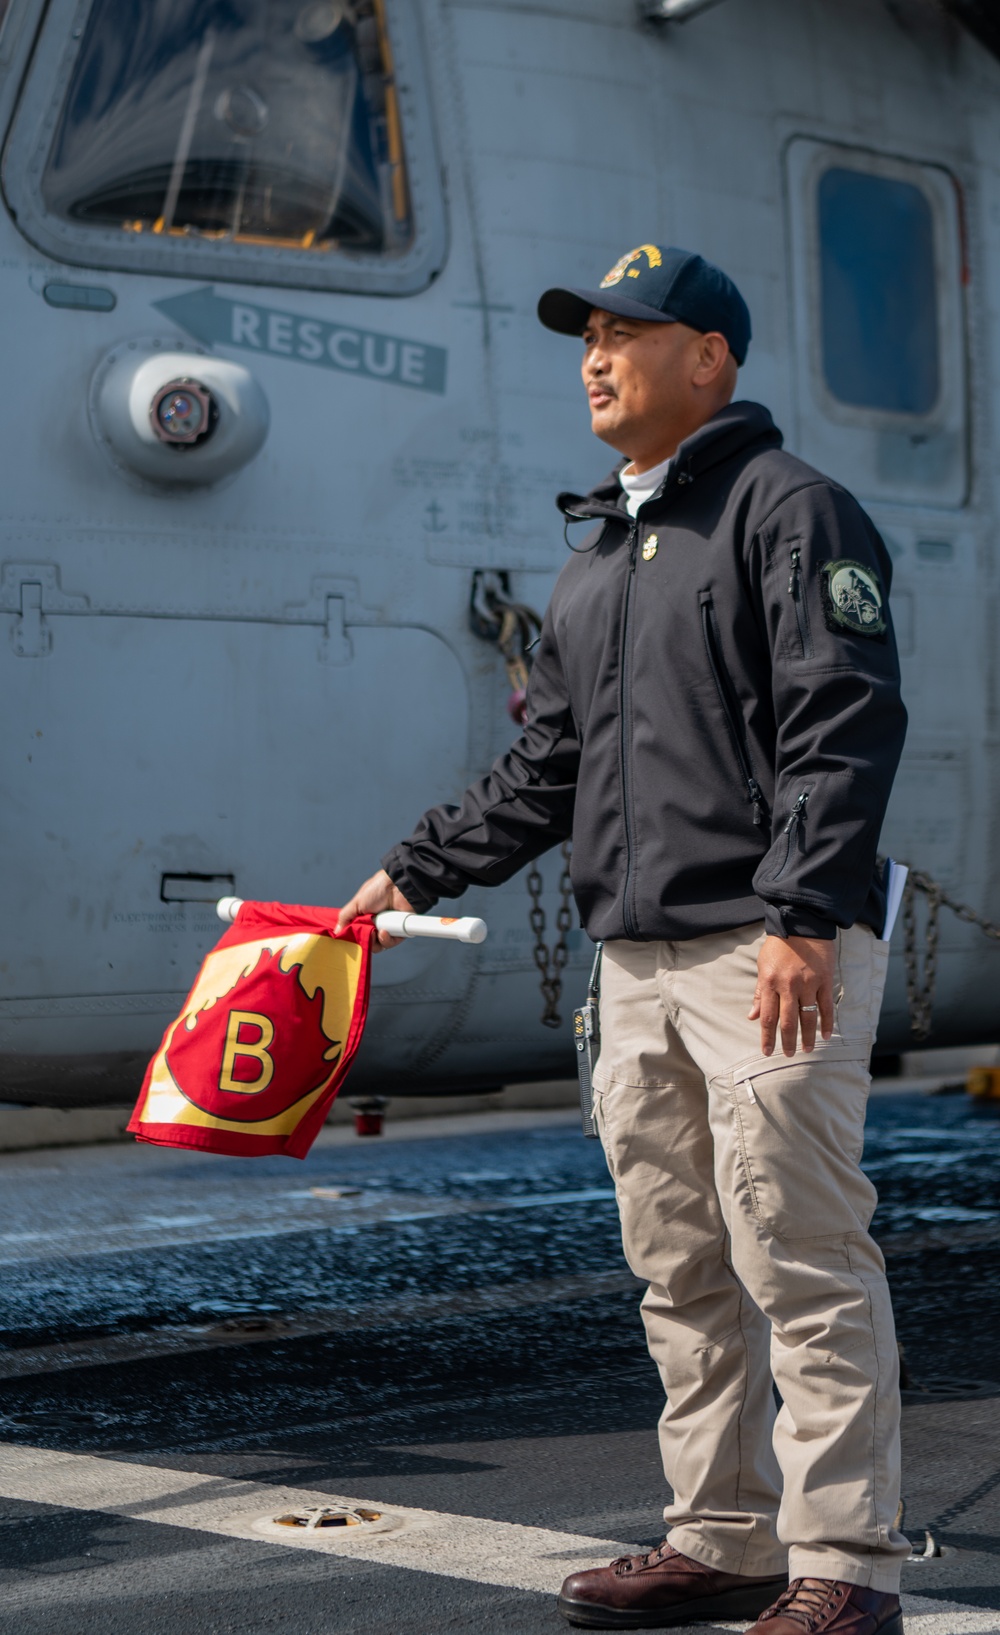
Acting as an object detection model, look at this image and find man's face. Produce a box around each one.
[580,308,732,466]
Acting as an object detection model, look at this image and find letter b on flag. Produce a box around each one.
[219,1010,275,1093]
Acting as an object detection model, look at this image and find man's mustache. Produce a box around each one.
[587,376,617,397]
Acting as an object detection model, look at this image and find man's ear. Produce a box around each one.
[692,332,732,387]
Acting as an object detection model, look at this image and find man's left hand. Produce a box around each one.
[749,935,836,1057]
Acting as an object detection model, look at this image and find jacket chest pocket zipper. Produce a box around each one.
[699,590,765,827]
[789,547,814,659]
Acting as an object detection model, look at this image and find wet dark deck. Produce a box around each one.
[0,1092,997,1634]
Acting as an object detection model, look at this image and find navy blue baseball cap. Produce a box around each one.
[538,243,751,365]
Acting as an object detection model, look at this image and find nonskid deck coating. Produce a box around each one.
[0,1093,997,1633]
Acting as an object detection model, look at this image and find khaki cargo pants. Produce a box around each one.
[592,922,908,1591]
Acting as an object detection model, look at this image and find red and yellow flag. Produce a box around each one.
[128,901,375,1159]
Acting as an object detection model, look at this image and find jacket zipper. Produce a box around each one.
[789,547,814,659]
[617,469,686,936]
[772,791,810,879]
[784,791,809,832]
[620,522,640,936]
[699,590,765,827]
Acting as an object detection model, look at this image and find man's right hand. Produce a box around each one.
[337,868,416,950]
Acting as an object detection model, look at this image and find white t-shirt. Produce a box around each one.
[619,452,674,518]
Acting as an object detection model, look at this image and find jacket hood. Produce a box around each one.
[557,399,783,522]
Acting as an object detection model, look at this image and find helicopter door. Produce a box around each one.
[0,603,468,1011]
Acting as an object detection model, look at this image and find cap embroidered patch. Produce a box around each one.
[820,559,886,638]
[601,244,663,289]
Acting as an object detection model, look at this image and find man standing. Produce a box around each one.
[339,245,908,1634]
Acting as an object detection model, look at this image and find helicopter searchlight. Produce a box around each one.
[89,338,270,489]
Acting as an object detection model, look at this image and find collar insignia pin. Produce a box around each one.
[642,534,658,561]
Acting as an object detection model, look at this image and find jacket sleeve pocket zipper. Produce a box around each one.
[699,591,766,827]
[771,791,810,880]
[789,547,814,659]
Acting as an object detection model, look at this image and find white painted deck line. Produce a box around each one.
[0,1442,636,1594]
[897,1599,1000,1635]
[0,1445,998,1630]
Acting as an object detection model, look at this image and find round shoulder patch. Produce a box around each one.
[820,559,886,638]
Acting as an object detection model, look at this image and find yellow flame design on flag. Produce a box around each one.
[179,933,354,1054]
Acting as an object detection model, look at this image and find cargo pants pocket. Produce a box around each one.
[723,1049,877,1240]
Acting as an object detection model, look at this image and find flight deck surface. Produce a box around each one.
[0,1095,997,1634]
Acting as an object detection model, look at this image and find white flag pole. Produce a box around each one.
[216,898,487,945]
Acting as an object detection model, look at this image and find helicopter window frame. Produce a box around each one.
[1,0,446,296]
[785,138,968,509]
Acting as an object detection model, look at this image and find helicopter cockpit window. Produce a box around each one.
[3,0,441,293]
[818,167,939,416]
[40,0,411,257]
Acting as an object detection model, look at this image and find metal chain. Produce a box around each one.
[471,575,570,1022]
[469,572,543,727]
[902,866,1000,1042]
[497,605,537,697]
[527,839,574,1028]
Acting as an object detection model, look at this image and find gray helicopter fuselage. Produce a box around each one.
[0,0,997,1107]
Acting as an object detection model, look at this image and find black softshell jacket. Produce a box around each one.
[382,402,907,943]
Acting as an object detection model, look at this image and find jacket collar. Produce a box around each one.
[557,400,783,524]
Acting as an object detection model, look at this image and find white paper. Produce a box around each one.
[881,859,908,942]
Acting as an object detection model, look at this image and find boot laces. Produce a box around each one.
[763,1578,842,1628]
[611,1541,675,1576]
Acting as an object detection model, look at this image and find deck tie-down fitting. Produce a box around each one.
[273,1506,383,1529]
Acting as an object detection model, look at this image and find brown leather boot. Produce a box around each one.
[744,1578,904,1634]
[557,1540,786,1628]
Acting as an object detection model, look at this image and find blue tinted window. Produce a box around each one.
[818,167,939,415]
